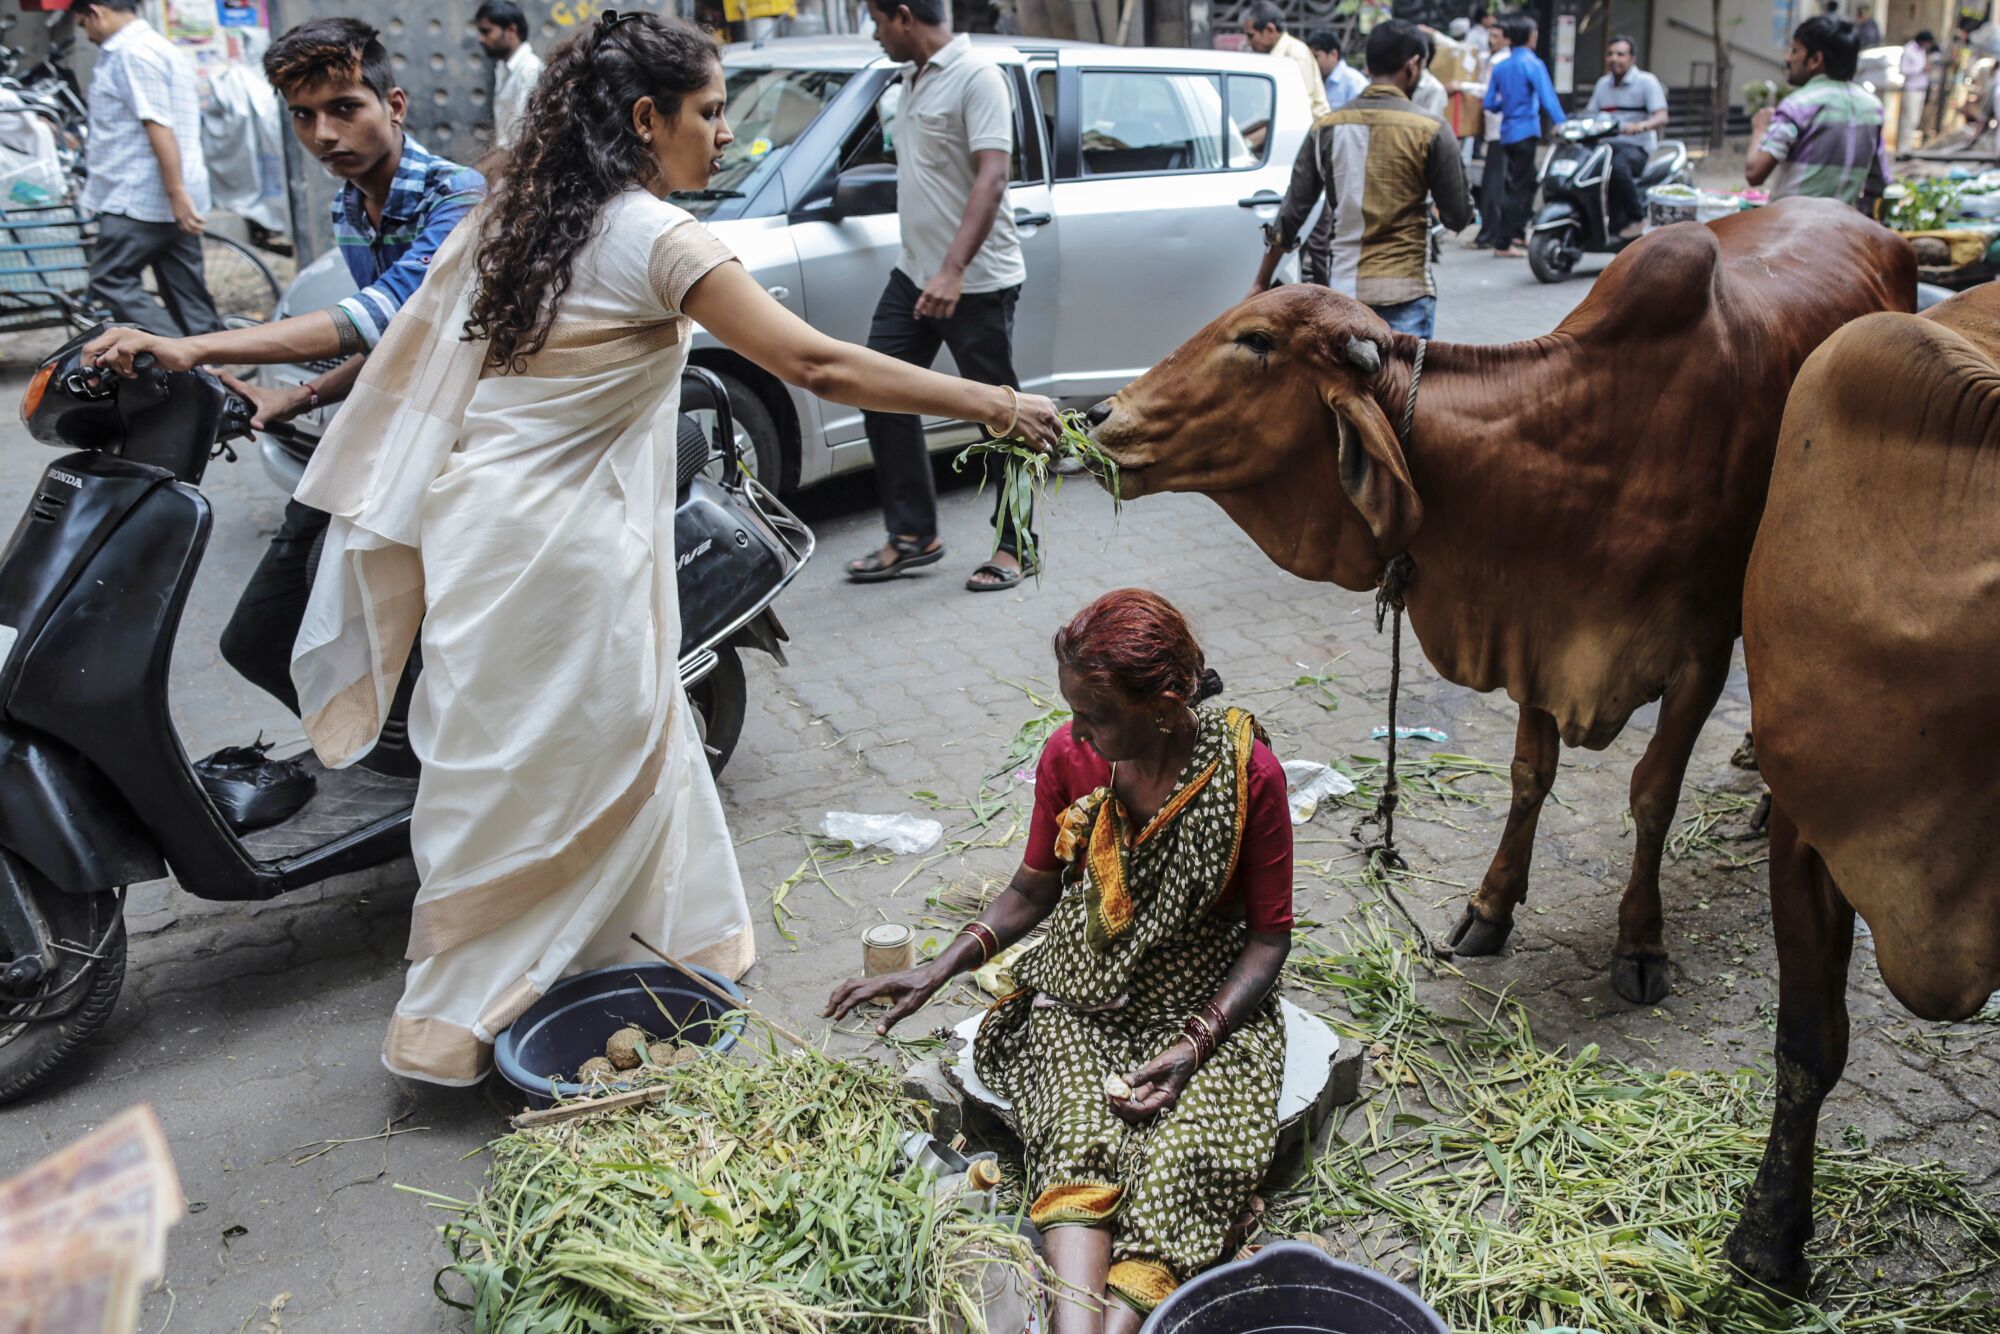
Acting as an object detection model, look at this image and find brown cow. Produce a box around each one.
[1086,197,1914,1004]
[1726,285,2000,1293]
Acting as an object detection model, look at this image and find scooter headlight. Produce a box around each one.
[19,364,53,423]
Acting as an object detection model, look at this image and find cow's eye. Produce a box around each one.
[1236,331,1275,357]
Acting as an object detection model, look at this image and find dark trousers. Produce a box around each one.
[1476,141,1509,245]
[1301,204,1335,285]
[87,213,221,337]
[1498,139,1541,247]
[1607,141,1650,232]
[862,268,1034,561]
[222,499,419,769]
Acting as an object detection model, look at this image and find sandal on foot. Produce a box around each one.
[847,537,944,583]
[965,559,1037,592]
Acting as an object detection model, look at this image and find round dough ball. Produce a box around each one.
[605,1027,647,1071]
[577,1056,618,1085]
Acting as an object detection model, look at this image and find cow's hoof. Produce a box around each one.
[1725,1222,1811,1300]
[1610,953,1673,1005]
[1730,731,1759,771]
[1442,906,1513,958]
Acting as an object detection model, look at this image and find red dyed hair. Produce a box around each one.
[1053,589,1222,704]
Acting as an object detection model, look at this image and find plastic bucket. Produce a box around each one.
[1140,1242,1449,1334]
[493,961,747,1109]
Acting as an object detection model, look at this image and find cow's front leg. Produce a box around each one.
[1611,650,1729,1003]
[1449,705,1559,957]
[1726,803,1853,1297]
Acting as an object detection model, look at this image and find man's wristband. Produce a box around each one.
[302,381,322,412]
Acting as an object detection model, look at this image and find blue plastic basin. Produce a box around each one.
[493,961,746,1108]
[1140,1241,1449,1334]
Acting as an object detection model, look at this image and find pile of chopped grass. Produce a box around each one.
[1279,901,2000,1334]
[410,1041,1037,1333]
[955,411,1121,574]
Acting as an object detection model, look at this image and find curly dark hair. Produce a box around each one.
[465,13,720,372]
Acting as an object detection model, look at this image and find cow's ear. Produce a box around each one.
[1323,385,1423,558]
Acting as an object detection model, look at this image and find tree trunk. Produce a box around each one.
[1710,0,1733,151]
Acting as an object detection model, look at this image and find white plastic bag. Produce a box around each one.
[1282,761,1356,826]
[821,811,944,855]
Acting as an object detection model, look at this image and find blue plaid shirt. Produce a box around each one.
[331,136,483,349]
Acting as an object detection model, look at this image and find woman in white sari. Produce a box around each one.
[270,12,1061,1083]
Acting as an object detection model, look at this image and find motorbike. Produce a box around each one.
[1527,113,1691,284]
[0,331,812,1102]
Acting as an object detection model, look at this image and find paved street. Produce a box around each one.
[0,250,1989,1332]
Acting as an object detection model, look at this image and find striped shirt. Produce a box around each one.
[1759,75,1887,208]
[81,20,209,224]
[331,137,484,349]
[1273,86,1472,307]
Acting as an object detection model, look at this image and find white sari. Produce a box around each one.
[290,188,757,1085]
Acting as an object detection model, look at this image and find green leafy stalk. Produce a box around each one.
[953,411,1122,575]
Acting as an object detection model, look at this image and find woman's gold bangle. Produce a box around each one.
[988,385,1019,440]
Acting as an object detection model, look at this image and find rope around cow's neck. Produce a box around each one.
[1353,338,1437,956]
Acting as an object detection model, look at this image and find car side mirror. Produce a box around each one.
[830,163,898,220]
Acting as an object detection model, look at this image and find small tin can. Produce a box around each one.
[863,923,916,976]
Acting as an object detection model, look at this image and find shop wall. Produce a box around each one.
[1648,0,1791,90]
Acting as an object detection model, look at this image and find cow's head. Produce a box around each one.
[1086,287,1422,589]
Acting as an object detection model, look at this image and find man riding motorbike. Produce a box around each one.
[85,19,483,775]
[1584,35,1668,239]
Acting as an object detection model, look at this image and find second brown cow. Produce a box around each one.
[1086,197,1914,1003]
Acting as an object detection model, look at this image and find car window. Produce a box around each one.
[1225,74,1275,168]
[1034,65,1058,168]
[841,75,1031,183]
[1078,71,1228,176]
[676,66,853,217]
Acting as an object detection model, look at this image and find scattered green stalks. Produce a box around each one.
[954,410,1122,574]
[410,1038,1040,1333]
[1277,902,2000,1334]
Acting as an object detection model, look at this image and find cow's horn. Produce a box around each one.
[1344,336,1381,375]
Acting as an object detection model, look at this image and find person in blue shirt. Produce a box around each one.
[1483,14,1564,257]
[87,18,483,756]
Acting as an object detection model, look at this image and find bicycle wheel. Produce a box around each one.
[199,233,282,324]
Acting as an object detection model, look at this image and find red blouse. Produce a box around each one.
[1022,722,1295,933]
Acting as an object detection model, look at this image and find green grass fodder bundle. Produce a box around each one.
[415,1042,1037,1333]
[955,411,1122,574]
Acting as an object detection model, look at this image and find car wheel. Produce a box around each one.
[1528,229,1578,284]
[690,370,792,493]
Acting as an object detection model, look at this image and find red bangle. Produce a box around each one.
[960,921,999,965]
[303,381,321,411]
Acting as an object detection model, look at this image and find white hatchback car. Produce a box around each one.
[260,36,1308,494]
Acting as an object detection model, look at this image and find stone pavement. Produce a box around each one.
[0,249,1990,1332]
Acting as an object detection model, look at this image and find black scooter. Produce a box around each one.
[1527,113,1691,283]
[0,331,812,1102]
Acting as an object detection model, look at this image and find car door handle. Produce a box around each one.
[765,285,791,301]
[1238,191,1282,208]
[1012,208,1053,227]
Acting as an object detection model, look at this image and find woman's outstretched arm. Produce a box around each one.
[824,862,1063,1035]
[682,260,1062,448]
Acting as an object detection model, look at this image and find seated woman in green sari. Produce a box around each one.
[826,589,1293,1331]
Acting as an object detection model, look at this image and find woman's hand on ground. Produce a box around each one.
[1108,1038,1199,1124]
[821,966,945,1036]
[84,327,197,377]
[1011,392,1062,451]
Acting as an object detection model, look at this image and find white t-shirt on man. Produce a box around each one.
[893,34,1024,294]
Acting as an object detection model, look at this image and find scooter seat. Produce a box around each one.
[1637,142,1685,189]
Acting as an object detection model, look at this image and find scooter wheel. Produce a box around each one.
[690,643,748,777]
[1528,229,1578,284]
[0,868,126,1106]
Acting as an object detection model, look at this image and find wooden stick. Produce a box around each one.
[628,932,815,1052]
[510,1085,675,1130]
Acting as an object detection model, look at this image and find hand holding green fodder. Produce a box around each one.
[955,410,1122,574]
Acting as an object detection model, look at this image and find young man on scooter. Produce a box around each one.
[85,19,484,769]
[1585,35,1668,240]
